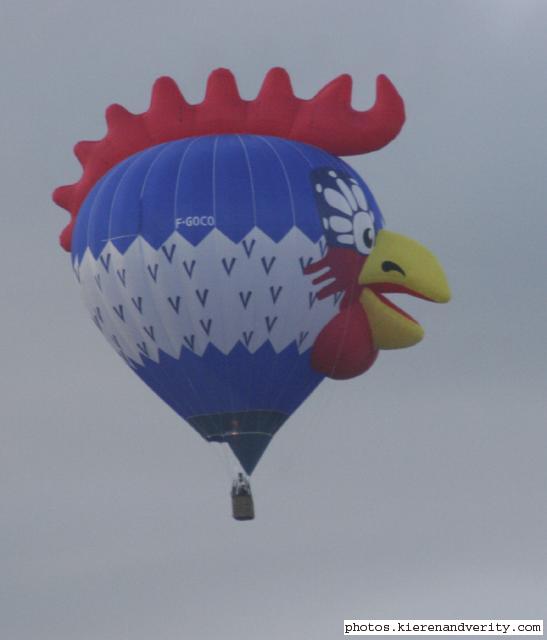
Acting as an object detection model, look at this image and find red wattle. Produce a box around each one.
[311,303,378,380]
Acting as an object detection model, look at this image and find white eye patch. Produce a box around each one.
[316,175,376,256]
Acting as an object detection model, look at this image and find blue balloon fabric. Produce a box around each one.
[71,134,384,474]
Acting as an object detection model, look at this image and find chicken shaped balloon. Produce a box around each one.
[54,69,450,519]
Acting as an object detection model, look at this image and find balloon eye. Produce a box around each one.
[363,228,374,249]
[352,211,375,255]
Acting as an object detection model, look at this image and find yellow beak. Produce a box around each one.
[359,229,451,350]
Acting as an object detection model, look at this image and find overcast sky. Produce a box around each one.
[2,1,546,638]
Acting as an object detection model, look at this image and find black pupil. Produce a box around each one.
[363,227,374,248]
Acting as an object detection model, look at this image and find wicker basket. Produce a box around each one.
[232,493,255,520]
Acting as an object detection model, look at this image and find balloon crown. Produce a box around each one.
[53,67,405,251]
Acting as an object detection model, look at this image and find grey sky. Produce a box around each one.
[2,1,546,638]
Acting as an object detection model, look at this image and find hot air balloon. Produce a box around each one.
[53,68,450,520]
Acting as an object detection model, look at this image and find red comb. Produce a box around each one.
[53,68,405,252]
